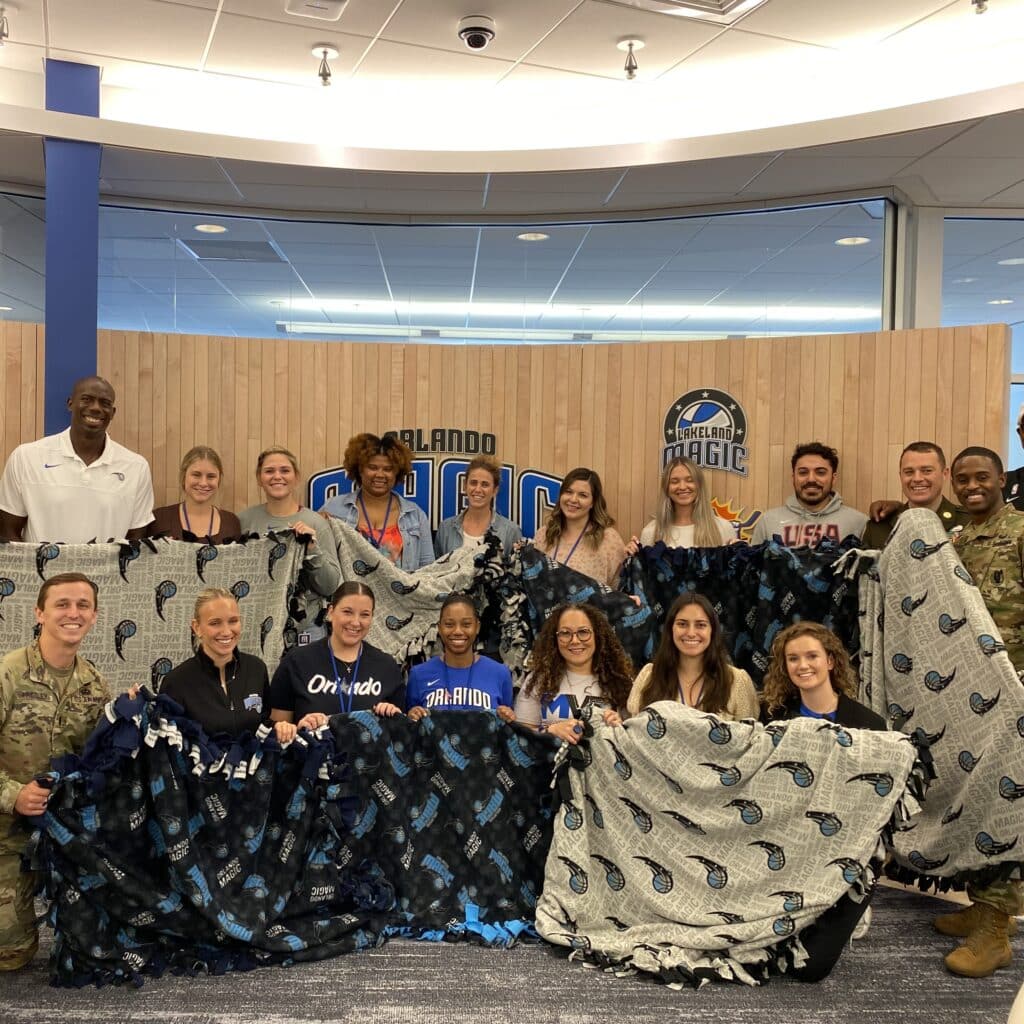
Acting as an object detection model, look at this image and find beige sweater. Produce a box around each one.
[533,526,627,588]
[626,662,760,721]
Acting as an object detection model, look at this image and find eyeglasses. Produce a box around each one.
[556,627,593,643]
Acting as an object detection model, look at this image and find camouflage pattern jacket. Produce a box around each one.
[0,642,110,817]
[955,502,1024,676]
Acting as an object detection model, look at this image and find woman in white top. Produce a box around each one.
[620,591,758,722]
[513,603,633,744]
[633,457,734,550]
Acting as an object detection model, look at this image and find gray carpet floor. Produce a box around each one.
[1,887,1021,1024]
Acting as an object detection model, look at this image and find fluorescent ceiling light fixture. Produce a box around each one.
[194,224,228,234]
[516,232,549,241]
[834,236,870,246]
[988,298,1014,305]
[272,297,879,323]
[952,277,979,284]
[998,257,1024,265]
[0,305,11,311]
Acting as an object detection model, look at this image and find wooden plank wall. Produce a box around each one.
[0,322,1008,538]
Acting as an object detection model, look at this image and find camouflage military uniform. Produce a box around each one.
[954,502,1024,916]
[0,642,110,965]
[955,502,1024,676]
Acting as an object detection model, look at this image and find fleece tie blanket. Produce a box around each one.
[854,507,1024,889]
[328,521,504,663]
[535,702,924,987]
[621,538,862,686]
[35,694,557,987]
[0,536,302,690]
[498,545,654,681]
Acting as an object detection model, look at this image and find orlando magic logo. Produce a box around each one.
[662,387,749,477]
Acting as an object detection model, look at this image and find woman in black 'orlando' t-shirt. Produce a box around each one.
[269,581,405,730]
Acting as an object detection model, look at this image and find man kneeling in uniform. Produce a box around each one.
[0,572,110,970]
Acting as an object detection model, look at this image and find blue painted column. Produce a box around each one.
[43,60,101,434]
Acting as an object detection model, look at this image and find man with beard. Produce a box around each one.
[0,376,154,543]
[751,442,866,547]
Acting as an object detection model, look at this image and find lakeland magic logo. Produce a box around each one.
[662,388,749,477]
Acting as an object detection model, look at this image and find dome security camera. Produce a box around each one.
[457,15,495,50]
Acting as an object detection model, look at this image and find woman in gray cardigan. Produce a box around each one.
[434,455,522,557]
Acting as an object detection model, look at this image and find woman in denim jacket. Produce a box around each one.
[434,455,522,557]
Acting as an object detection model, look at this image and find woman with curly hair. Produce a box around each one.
[533,468,626,587]
[513,603,632,744]
[320,432,434,569]
[624,591,758,721]
[761,621,884,729]
[631,457,735,550]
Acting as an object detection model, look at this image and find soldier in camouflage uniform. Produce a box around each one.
[0,572,110,971]
[934,447,1024,978]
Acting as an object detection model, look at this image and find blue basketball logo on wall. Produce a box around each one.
[663,388,750,477]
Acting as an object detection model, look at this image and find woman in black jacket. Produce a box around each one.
[160,588,296,742]
[761,621,884,730]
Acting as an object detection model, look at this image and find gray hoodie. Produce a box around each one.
[750,492,866,547]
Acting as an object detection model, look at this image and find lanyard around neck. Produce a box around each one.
[358,490,395,549]
[182,502,215,539]
[328,642,363,715]
[553,526,587,566]
[678,672,705,708]
[440,654,476,710]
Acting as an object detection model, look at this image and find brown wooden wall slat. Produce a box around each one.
[0,323,1010,539]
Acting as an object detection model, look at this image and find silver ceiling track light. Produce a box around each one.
[312,43,338,86]
[0,7,10,47]
[617,38,644,80]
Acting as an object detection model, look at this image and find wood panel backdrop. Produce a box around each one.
[0,322,1008,540]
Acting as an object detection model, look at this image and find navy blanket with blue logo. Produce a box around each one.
[36,695,557,987]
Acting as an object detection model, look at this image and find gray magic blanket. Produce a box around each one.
[536,702,922,986]
[856,507,1024,889]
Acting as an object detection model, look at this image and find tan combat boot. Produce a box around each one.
[934,902,1019,938]
[944,903,1014,978]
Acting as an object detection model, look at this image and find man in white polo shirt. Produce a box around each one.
[0,376,154,542]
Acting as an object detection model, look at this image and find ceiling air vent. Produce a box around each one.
[572,332,593,341]
[284,0,347,21]
[179,240,285,263]
[603,0,769,24]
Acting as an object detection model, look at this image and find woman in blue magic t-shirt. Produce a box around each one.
[406,594,514,721]
[761,621,885,730]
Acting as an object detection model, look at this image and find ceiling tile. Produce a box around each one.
[741,155,910,196]
[47,0,214,68]
[351,38,514,79]
[895,157,1024,204]
[0,133,45,185]
[659,23,823,77]
[926,110,1024,160]
[222,0,397,37]
[524,0,720,79]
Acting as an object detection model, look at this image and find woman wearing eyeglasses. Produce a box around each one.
[513,603,633,744]
[320,432,434,570]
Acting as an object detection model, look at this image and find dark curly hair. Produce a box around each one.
[542,467,615,551]
[342,433,414,486]
[521,602,633,712]
[639,592,738,715]
[761,621,859,714]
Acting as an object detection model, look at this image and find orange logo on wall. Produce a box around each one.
[711,498,763,542]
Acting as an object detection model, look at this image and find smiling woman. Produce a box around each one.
[434,455,522,557]
[149,446,241,543]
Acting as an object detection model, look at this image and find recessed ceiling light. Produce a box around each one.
[988,298,1014,305]
[834,236,870,246]
[194,224,227,234]
[517,232,549,242]
[952,277,978,284]
[998,257,1024,266]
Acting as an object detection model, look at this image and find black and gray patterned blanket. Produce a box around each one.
[0,536,303,689]
[535,702,924,986]
[856,507,1024,889]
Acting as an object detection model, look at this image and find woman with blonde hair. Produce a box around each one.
[320,433,433,569]
[159,589,296,742]
[633,457,734,550]
[761,621,884,729]
[434,455,522,556]
[150,445,241,543]
[533,468,626,587]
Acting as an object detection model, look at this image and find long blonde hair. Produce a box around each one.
[652,457,722,547]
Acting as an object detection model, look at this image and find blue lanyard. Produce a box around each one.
[328,642,363,715]
[678,673,704,708]
[182,502,215,539]
[358,491,394,549]
[440,655,476,711]
[553,527,587,566]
